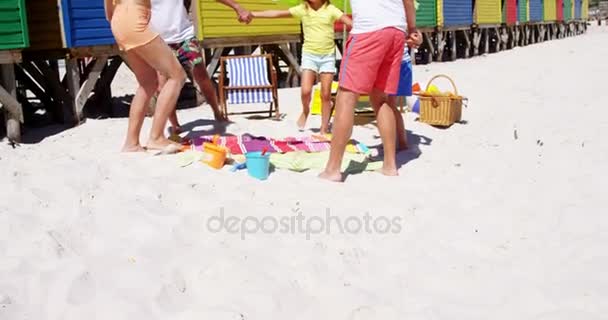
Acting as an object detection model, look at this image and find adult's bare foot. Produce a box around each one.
[379,166,399,176]
[122,144,146,152]
[318,170,343,182]
[145,137,182,151]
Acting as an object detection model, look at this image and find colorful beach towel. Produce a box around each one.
[270,151,382,173]
[182,134,370,155]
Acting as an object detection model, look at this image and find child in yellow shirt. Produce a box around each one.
[253,1,352,135]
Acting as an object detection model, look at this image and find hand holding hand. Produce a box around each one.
[237,9,253,24]
[406,30,423,48]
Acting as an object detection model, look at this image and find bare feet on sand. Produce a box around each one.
[379,166,399,176]
[214,111,229,122]
[297,112,309,130]
[121,144,146,152]
[145,138,182,153]
[318,170,343,182]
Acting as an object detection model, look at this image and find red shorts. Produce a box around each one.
[339,27,406,95]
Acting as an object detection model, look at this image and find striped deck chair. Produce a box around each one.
[219,54,279,119]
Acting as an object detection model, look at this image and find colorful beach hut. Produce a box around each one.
[0,0,29,51]
[444,0,474,27]
[556,0,564,20]
[475,0,502,25]
[1,0,29,142]
[544,0,557,21]
[25,0,114,52]
[529,0,543,21]
[582,0,588,19]
[564,0,573,20]
[21,0,118,126]
[503,0,519,25]
[417,0,438,28]
[195,0,300,42]
[519,0,530,22]
[574,0,582,19]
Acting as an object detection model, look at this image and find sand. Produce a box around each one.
[1,25,607,320]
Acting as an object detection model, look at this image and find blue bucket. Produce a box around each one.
[245,151,270,180]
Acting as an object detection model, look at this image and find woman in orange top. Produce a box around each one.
[104,0,186,153]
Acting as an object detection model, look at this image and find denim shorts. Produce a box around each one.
[301,52,336,74]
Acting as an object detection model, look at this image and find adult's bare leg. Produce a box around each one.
[131,36,187,150]
[121,51,159,152]
[318,88,359,182]
[371,89,398,176]
[192,63,226,121]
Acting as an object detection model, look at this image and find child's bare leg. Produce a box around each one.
[319,72,334,135]
[319,89,359,182]
[388,96,408,150]
[371,89,398,176]
[298,70,316,130]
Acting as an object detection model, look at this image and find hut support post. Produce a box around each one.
[472,29,481,56]
[0,63,22,143]
[66,57,108,125]
[483,29,490,54]
[437,31,445,61]
[450,31,457,61]
[424,32,434,63]
[463,30,471,58]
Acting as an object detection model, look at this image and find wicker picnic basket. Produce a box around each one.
[417,74,465,127]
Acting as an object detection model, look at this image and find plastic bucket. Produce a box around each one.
[245,151,270,180]
[203,142,227,169]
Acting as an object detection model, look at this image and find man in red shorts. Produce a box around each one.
[319,0,418,182]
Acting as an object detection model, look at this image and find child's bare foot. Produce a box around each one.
[318,170,343,182]
[297,112,309,130]
[121,144,146,152]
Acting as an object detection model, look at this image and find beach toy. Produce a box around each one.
[202,135,227,169]
[411,99,420,113]
[427,84,440,94]
[245,150,271,180]
[412,82,421,93]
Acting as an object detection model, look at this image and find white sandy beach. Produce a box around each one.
[1,25,608,320]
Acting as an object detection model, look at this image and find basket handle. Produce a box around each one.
[425,74,459,96]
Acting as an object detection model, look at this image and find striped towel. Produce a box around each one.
[183,134,369,155]
[226,56,273,104]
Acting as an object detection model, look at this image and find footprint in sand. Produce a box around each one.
[347,306,399,320]
[156,270,190,313]
[66,271,96,305]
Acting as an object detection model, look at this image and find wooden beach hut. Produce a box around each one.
[21,0,120,125]
[581,0,588,19]
[518,0,529,23]
[544,0,557,21]
[1,0,29,142]
[529,0,544,21]
[503,0,519,25]
[193,0,302,79]
[475,0,502,25]
[436,0,473,61]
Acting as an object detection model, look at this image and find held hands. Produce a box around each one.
[406,30,423,49]
[237,8,253,24]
